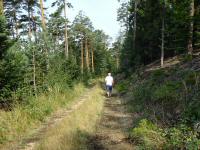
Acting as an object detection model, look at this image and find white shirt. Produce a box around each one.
[105,76,114,86]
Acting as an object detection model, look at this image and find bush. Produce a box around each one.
[115,80,129,93]
[164,125,200,149]
[130,120,200,149]
[130,119,166,149]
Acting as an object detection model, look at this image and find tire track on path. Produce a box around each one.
[10,87,94,150]
[87,91,135,150]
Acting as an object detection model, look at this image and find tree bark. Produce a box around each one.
[39,0,49,71]
[32,13,37,94]
[133,0,137,50]
[13,6,19,38]
[188,0,194,54]
[88,41,91,71]
[64,0,69,59]
[91,48,94,73]
[161,0,165,67]
[85,37,90,72]
[161,18,165,67]
[39,0,46,30]
[28,4,32,40]
[0,0,3,15]
[116,51,120,70]
[32,47,37,94]
[81,39,84,74]
[28,4,37,94]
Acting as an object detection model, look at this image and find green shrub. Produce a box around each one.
[150,69,167,84]
[130,119,166,149]
[181,54,193,63]
[133,81,153,102]
[183,71,199,86]
[153,81,181,102]
[115,80,129,93]
[164,125,200,149]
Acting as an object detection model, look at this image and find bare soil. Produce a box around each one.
[87,92,135,150]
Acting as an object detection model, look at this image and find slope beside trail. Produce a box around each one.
[87,91,135,150]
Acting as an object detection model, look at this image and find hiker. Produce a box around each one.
[105,73,114,97]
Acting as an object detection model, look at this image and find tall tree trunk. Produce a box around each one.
[161,0,165,67]
[32,13,37,94]
[11,20,15,39]
[64,0,69,59]
[0,0,3,15]
[13,6,19,38]
[32,48,37,94]
[85,37,90,72]
[28,5,37,93]
[39,0,46,30]
[188,0,194,54]
[28,5,32,40]
[81,39,84,74]
[133,0,137,50]
[88,41,91,71]
[39,0,49,71]
[91,48,94,73]
[116,51,120,70]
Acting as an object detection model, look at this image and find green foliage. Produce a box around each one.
[127,66,200,149]
[153,81,181,102]
[48,56,80,90]
[164,125,200,149]
[118,0,199,69]
[130,119,166,149]
[0,0,114,148]
[181,54,193,63]
[0,83,85,144]
[0,15,10,57]
[115,80,129,93]
[130,120,200,149]
[150,69,167,83]
[0,41,28,103]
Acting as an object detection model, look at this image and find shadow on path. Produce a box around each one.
[86,88,135,150]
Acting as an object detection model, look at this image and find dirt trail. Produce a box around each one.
[5,89,92,150]
[5,86,135,150]
[87,92,135,150]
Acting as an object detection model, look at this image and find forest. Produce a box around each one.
[114,0,200,149]
[0,0,200,149]
[0,0,116,105]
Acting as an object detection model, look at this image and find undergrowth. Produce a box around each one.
[118,66,200,149]
[0,83,86,148]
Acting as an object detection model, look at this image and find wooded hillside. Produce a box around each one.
[114,0,200,149]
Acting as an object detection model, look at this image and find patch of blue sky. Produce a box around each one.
[45,0,121,41]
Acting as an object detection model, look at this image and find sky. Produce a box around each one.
[45,0,121,41]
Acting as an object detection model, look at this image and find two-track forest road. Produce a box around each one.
[6,83,135,150]
[87,90,135,150]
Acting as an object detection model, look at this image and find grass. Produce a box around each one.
[0,83,86,149]
[34,85,104,150]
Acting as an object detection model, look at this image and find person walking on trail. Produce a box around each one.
[105,73,114,97]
